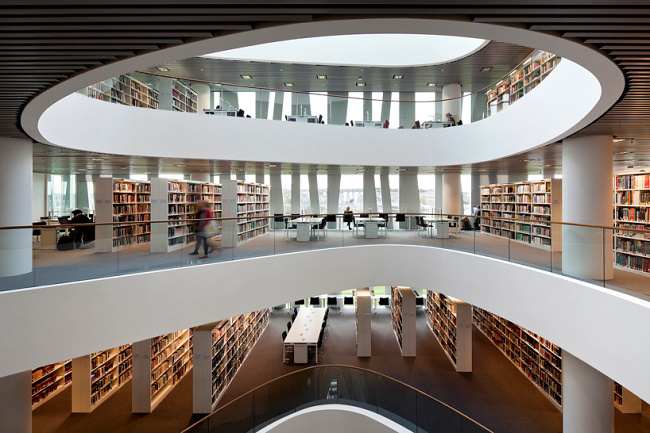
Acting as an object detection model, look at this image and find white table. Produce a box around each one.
[284,307,327,363]
[287,115,319,123]
[355,217,387,238]
[423,217,453,238]
[289,217,322,241]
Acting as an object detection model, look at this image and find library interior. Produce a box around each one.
[3,3,650,433]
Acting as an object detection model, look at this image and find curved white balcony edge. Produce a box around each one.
[23,19,622,166]
[1,245,648,404]
[257,405,412,433]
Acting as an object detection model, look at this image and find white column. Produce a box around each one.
[255,168,265,185]
[380,173,392,213]
[308,173,319,214]
[470,173,481,210]
[291,173,301,214]
[269,173,284,216]
[434,173,443,213]
[363,91,372,121]
[189,172,211,183]
[363,174,378,213]
[192,82,211,113]
[327,173,341,228]
[0,371,31,433]
[328,92,348,125]
[399,173,420,228]
[443,172,462,215]
[562,135,613,280]
[442,84,461,123]
[380,92,391,126]
[255,90,270,119]
[272,91,284,121]
[0,137,32,277]
[399,92,415,129]
[563,351,613,433]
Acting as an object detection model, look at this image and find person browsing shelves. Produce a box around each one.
[190,200,216,258]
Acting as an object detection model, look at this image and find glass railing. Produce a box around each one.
[75,50,560,129]
[1,213,647,300]
[181,365,493,433]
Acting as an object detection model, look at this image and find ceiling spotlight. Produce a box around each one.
[92,158,103,161]
[480,67,493,72]
[521,159,531,162]
[427,82,436,87]
[613,138,625,142]
[176,164,186,167]
[356,82,366,87]
[240,75,253,79]
[266,164,278,167]
[155,66,170,72]
[317,75,327,80]
[393,75,404,79]
[284,82,294,87]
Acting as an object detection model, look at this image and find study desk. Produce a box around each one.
[288,217,322,241]
[203,109,237,116]
[284,307,327,364]
[423,217,454,239]
[287,115,319,123]
[40,224,68,248]
[354,217,388,239]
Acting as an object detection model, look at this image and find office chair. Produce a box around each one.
[294,299,305,306]
[32,221,46,243]
[378,297,390,307]
[310,296,321,307]
[327,296,339,310]
[291,312,296,323]
[282,330,287,341]
[287,321,292,331]
[416,216,429,237]
[343,296,354,307]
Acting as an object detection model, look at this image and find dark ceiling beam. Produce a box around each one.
[0,24,255,31]
[0,15,314,23]
[0,32,221,38]
[0,38,183,44]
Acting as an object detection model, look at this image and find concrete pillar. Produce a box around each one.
[0,137,32,277]
[508,173,528,183]
[471,91,488,122]
[363,174,378,213]
[235,171,245,181]
[308,173,319,214]
[291,173,301,214]
[191,82,211,113]
[435,173,443,213]
[470,173,481,211]
[327,173,341,228]
[399,173,420,227]
[0,370,31,433]
[363,91,372,121]
[269,173,284,216]
[497,174,509,184]
[380,92,391,126]
[434,91,443,121]
[442,84,461,123]
[399,92,416,129]
[380,173,392,213]
[442,172,462,215]
[255,90,270,120]
[220,89,238,112]
[328,92,348,125]
[488,173,498,185]
[563,351,613,433]
[189,173,211,183]
[562,135,613,280]
[272,91,284,121]
[255,172,265,185]
[220,172,233,182]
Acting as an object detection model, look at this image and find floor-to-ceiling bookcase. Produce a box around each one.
[31,360,72,409]
[355,288,372,357]
[480,179,562,251]
[614,171,650,274]
[95,178,151,252]
[426,291,472,372]
[81,74,159,109]
[221,180,270,248]
[391,286,416,357]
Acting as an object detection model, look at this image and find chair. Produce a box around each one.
[274,213,287,230]
[32,221,46,243]
[282,330,287,341]
[378,213,389,233]
[315,217,327,239]
[378,296,390,307]
[416,296,425,308]
[325,214,337,227]
[310,296,321,307]
[416,216,429,237]
[294,299,305,306]
[395,213,406,229]
[343,296,354,307]
[448,216,460,238]
[291,312,296,322]
[285,214,300,240]
[287,321,292,331]
[327,296,339,310]
[360,213,369,218]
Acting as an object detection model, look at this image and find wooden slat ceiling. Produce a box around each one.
[6,1,650,175]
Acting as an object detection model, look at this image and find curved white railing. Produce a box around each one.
[1,245,649,405]
[23,18,623,166]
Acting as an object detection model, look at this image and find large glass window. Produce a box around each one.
[418,174,437,213]
[339,175,363,212]
[347,92,363,124]
[415,92,436,126]
[238,91,256,118]
[461,174,471,215]
[311,92,328,124]
[461,92,472,124]
[389,92,400,129]
[47,175,76,217]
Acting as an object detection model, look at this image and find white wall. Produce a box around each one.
[1,245,649,406]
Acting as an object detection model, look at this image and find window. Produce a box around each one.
[339,175,363,212]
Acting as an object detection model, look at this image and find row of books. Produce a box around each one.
[616,174,650,190]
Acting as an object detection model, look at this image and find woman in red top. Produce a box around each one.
[190,200,213,258]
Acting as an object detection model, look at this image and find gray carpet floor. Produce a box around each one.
[32,308,650,433]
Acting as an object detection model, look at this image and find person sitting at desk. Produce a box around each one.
[445,112,456,126]
[343,206,355,230]
[69,209,95,248]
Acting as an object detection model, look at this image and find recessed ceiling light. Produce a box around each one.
[613,138,625,142]
[480,67,493,72]
[284,82,294,87]
[316,75,327,80]
[521,159,531,162]
[266,164,278,167]
[92,158,103,161]
[398,168,407,171]
[176,164,186,167]
[615,151,630,155]
[427,82,436,87]
[544,164,554,167]
[479,169,487,172]
[77,168,86,171]
[156,66,170,72]
[240,75,253,79]
[393,75,404,79]
[356,82,366,87]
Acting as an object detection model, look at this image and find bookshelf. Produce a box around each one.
[480,179,562,251]
[614,171,650,274]
[614,382,642,413]
[151,179,221,253]
[192,309,270,413]
[95,178,151,252]
[31,360,72,409]
[486,50,560,117]
[71,344,132,412]
[355,288,372,357]
[391,286,416,357]
[132,329,193,413]
[426,291,472,372]
[81,74,159,109]
[473,306,562,410]
[221,180,270,248]
[158,78,198,113]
